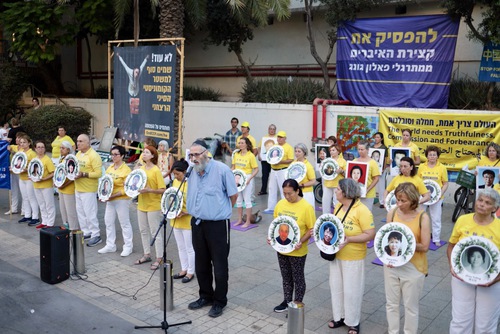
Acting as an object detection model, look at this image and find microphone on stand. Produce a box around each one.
[185,165,194,178]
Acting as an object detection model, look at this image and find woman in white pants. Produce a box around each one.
[293,143,316,208]
[447,189,500,334]
[232,137,259,228]
[56,141,79,231]
[322,144,346,214]
[13,134,40,225]
[31,141,55,228]
[170,159,196,283]
[98,146,133,256]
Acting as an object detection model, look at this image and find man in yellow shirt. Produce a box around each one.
[266,131,294,211]
[236,122,258,155]
[75,134,103,247]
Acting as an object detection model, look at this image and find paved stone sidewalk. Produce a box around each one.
[1,184,495,334]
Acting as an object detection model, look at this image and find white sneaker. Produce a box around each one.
[97,245,116,254]
[120,248,133,257]
[4,210,19,215]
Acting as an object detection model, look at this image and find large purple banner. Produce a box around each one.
[337,15,459,108]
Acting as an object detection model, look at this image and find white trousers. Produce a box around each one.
[426,199,443,243]
[10,173,21,212]
[173,228,195,275]
[450,276,500,334]
[104,199,133,250]
[322,186,338,214]
[236,176,254,208]
[377,169,387,204]
[19,179,39,219]
[75,191,100,238]
[267,169,287,210]
[59,193,79,230]
[384,262,425,334]
[329,259,365,327]
[137,210,164,258]
[34,187,55,226]
[303,191,315,208]
[359,197,374,212]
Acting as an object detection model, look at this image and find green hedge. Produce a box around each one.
[241,78,330,104]
[448,77,500,109]
[184,86,222,101]
[21,105,93,145]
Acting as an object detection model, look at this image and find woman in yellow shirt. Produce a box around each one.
[354,140,381,212]
[293,143,316,208]
[394,128,421,165]
[322,144,346,214]
[384,157,430,206]
[134,146,166,270]
[31,140,55,228]
[51,126,75,166]
[98,146,133,256]
[170,159,195,283]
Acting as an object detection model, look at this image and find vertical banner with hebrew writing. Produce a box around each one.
[337,15,459,108]
[0,141,11,189]
[114,45,176,145]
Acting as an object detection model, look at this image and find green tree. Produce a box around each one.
[0,63,28,122]
[441,0,500,109]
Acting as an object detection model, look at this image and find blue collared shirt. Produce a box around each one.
[224,129,242,151]
[187,159,238,221]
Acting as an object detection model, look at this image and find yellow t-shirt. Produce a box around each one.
[75,148,103,193]
[170,179,192,230]
[232,151,258,175]
[324,156,347,188]
[334,201,374,261]
[395,142,421,163]
[51,135,75,158]
[19,149,36,181]
[477,155,500,167]
[386,175,428,195]
[106,162,131,201]
[449,213,500,249]
[273,198,316,257]
[33,155,55,189]
[391,210,429,275]
[272,142,294,170]
[295,159,316,193]
[138,165,166,212]
[58,156,75,195]
[353,158,381,198]
[236,134,257,151]
[418,162,448,199]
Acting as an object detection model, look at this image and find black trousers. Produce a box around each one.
[191,218,230,307]
[260,160,271,193]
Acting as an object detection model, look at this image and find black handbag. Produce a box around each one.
[319,199,355,261]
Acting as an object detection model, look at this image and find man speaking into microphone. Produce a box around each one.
[186,140,238,318]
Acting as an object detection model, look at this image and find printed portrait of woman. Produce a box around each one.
[461,246,490,275]
[384,231,403,257]
[321,222,338,246]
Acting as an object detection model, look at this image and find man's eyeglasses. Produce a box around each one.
[188,149,206,158]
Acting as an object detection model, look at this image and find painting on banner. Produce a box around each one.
[114,45,177,146]
[379,110,500,171]
[337,15,459,108]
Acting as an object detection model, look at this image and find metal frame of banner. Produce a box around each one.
[107,38,185,159]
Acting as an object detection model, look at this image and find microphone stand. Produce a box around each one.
[134,167,193,333]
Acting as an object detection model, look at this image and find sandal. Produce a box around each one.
[258,191,267,195]
[348,324,360,334]
[134,255,152,265]
[328,318,345,329]
[150,258,162,270]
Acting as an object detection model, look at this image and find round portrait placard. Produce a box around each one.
[320,158,339,181]
[423,179,441,206]
[266,145,284,165]
[286,162,307,183]
[64,154,79,181]
[385,191,397,212]
[124,169,147,198]
[268,215,300,254]
[374,222,416,267]
[11,151,27,174]
[28,158,44,182]
[98,174,114,201]
[313,214,345,255]
[53,163,67,188]
[233,169,247,193]
[451,236,499,285]
[161,187,183,219]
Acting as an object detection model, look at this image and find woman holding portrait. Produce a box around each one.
[384,157,430,206]
[157,140,174,186]
[31,140,55,228]
[394,129,421,165]
[384,182,430,334]
[327,178,374,334]
[353,140,380,212]
[447,189,500,333]
[322,144,346,214]
[371,132,388,208]
[293,143,316,208]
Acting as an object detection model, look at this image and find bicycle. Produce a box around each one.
[452,170,476,223]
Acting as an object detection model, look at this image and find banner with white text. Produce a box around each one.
[113,45,177,145]
[0,141,11,189]
[337,15,459,109]
[379,110,500,170]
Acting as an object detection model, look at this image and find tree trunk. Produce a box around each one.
[134,0,140,47]
[235,49,252,82]
[485,81,495,110]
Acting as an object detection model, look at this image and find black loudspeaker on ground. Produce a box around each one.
[40,227,70,284]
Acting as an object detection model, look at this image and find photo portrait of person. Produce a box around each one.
[478,169,495,189]
[369,148,384,173]
[316,146,330,164]
[288,165,303,180]
[321,222,337,246]
[55,168,65,182]
[324,163,335,176]
[392,149,408,168]
[263,139,276,153]
[462,246,489,275]
[129,174,141,191]
[275,223,292,245]
[167,193,178,212]
[234,173,243,188]
[67,160,76,174]
[101,180,110,196]
[350,165,363,183]
[31,163,40,177]
[425,184,437,199]
[384,231,403,257]
[14,156,23,169]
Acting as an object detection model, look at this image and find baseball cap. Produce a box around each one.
[241,121,250,128]
[277,131,287,137]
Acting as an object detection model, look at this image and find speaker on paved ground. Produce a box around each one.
[40,227,70,284]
